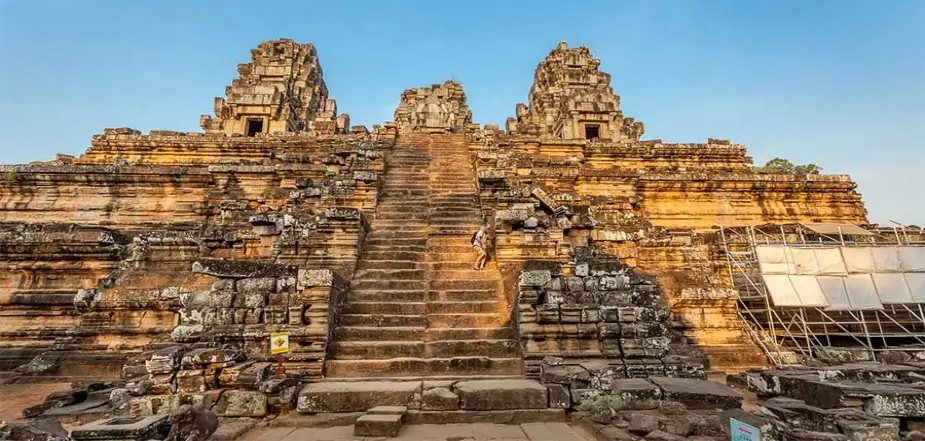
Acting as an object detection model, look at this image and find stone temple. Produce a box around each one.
[2,39,924,440]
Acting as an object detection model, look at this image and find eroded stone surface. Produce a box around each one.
[297,381,420,413]
[454,379,548,411]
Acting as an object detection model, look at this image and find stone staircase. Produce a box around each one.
[324,132,522,379]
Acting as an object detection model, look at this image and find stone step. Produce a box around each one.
[360,251,426,262]
[330,341,425,359]
[334,326,425,341]
[365,231,429,239]
[427,313,505,328]
[427,301,502,314]
[425,339,518,358]
[354,413,402,437]
[426,327,516,341]
[340,314,427,327]
[349,290,426,303]
[428,289,499,302]
[362,244,428,253]
[297,380,550,415]
[342,302,426,315]
[427,244,483,253]
[330,339,517,359]
[430,279,500,291]
[323,357,523,378]
[425,261,496,271]
[356,260,419,270]
[403,409,566,424]
[353,269,427,280]
[453,379,547,410]
[329,326,515,345]
[375,212,429,220]
[297,381,421,413]
[424,269,495,280]
[427,252,488,262]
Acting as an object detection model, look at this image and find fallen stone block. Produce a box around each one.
[212,390,267,417]
[785,429,849,440]
[0,420,70,441]
[547,384,570,409]
[643,430,686,441]
[612,378,661,410]
[353,414,402,437]
[70,415,169,441]
[650,377,742,410]
[454,379,547,410]
[627,412,659,434]
[145,346,185,374]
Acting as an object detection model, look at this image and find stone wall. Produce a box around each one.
[517,256,706,382]
[0,127,388,378]
[469,117,869,373]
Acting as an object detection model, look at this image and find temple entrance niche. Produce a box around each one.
[245,118,264,137]
[584,124,600,140]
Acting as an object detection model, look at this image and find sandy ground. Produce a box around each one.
[0,382,72,422]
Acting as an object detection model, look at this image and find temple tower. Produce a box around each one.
[506,41,644,141]
[199,39,348,136]
[393,80,472,133]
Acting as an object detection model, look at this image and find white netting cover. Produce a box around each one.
[818,276,851,311]
[872,247,903,272]
[873,272,913,304]
[791,248,820,275]
[756,246,795,275]
[844,274,884,310]
[899,247,925,272]
[842,247,876,274]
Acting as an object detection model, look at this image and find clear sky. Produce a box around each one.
[1,0,923,225]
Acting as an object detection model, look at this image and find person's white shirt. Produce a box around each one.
[473,229,486,247]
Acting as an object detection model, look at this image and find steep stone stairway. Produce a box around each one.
[325,133,521,379]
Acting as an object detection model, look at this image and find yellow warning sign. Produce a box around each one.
[270,332,289,355]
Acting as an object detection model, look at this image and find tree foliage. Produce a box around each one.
[753,157,821,175]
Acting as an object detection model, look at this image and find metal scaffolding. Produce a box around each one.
[718,222,925,366]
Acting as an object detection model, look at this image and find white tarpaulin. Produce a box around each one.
[818,276,852,311]
[763,274,802,307]
[873,273,913,304]
[756,246,795,275]
[899,247,925,272]
[872,247,903,272]
[842,247,876,274]
[791,248,820,275]
[815,248,848,275]
[906,273,925,303]
[790,275,829,307]
[844,274,884,310]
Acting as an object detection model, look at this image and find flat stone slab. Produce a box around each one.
[611,378,661,410]
[454,379,548,410]
[354,413,402,437]
[649,377,742,410]
[70,415,169,441]
[368,405,407,415]
[297,381,421,413]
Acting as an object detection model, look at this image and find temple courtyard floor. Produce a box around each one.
[238,422,592,441]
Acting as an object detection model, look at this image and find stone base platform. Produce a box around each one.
[297,379,551,415]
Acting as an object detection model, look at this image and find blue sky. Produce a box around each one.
[1,0,923,225]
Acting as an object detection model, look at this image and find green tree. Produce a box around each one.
[754,157,821,175]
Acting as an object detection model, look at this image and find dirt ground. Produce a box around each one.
[0,382,72,422]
